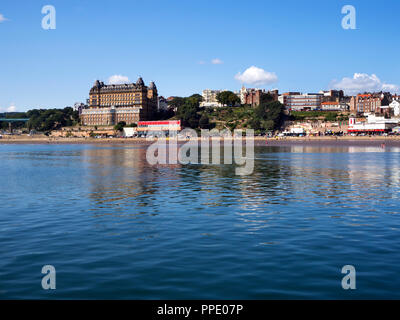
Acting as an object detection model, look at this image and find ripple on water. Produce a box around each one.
[1,145,400,298]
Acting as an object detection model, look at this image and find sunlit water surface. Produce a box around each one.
[1,144,400,299]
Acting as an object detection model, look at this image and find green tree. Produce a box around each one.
[154,108,175,120]
[114,121,126,131]
[253,101,285,132]
[177,103,199,128]
[26,107,80,131]
[199,114,210,129]
[187,94,203,106]
[216,91,240,107]
[168,97,186,110]
[174,94,203,128]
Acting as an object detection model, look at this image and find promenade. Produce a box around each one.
[2,134,400,146]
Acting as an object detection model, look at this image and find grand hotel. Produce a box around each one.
[80,77,158,126]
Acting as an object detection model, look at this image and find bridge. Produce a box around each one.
[0,118,29,122]
[0,118,30,133]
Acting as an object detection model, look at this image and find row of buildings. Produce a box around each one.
[201,87,400,117]
[200,87,348,111]
[77,76,400,127]
[200,87,279,108]
[79,80,284,126]
[349,93,400,116]
[278,90,347,111]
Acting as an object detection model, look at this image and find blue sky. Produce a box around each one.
[1,0,400,111]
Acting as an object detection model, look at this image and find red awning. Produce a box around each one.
[348,129,386,132]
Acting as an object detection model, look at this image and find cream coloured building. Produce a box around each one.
[81,77,158,126]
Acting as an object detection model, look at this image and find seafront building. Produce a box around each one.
[350,94,382,114]
[349,92,392,115]
[279,92,323,111]
[123,120,182,137]
[348,114,398,133]
[80,77,158,126]
[390,100,400,117]
[76,75,400,135]
[278,90,349,112]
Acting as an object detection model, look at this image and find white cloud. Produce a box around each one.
[330,73,399,95]
[235,66,278,86]
[0,104,17,112]
[382,83,399,92]
[108,75,130,85]
[7,104,16,112]
[198,59,223,65]
[0,14,8,23]
[211,58,223,65]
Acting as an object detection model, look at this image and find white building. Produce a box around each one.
[320,101,349,111]
[290,127,306,134]
[390,100,400,117]
[280,93,323,111]
[123,127,137,137]
[240,86,248,104]
[348,114,399,133]
[201,89,223,108]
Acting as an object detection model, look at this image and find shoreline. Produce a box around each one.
[1,136,400,146]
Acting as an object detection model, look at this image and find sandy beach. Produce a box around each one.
[1,135,400,146]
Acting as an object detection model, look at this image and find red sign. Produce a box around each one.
[138,120,181,126]
[348,129,386,132]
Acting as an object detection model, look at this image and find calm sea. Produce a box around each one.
[1,143,400,299]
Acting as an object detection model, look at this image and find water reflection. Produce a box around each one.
[77,144,400,241]
[81,145,400,216]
